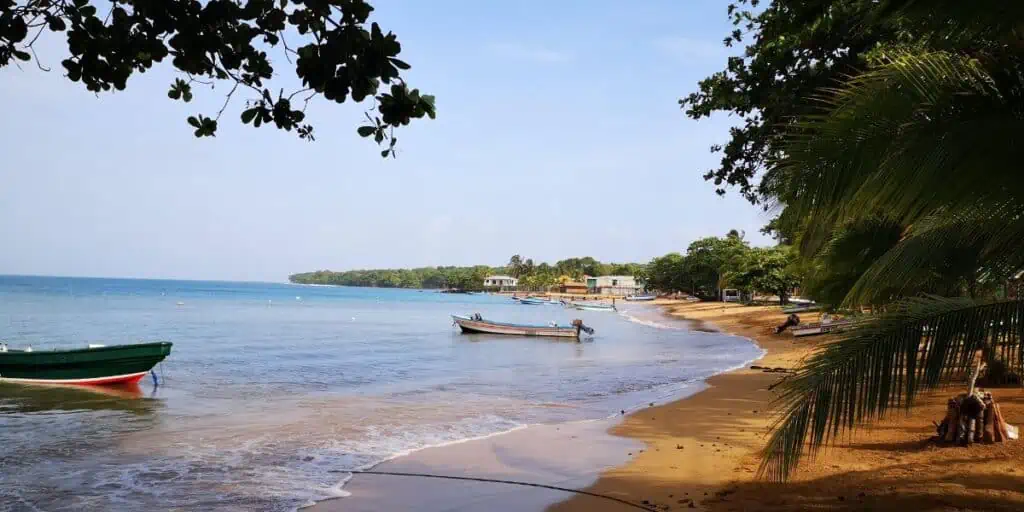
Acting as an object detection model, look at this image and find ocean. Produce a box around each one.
[0,275,762,511]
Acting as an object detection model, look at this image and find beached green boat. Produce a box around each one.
[0,342,172,386]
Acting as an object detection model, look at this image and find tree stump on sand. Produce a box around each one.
[935,391,1018,445]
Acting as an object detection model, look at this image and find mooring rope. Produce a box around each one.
[330,470,657,511]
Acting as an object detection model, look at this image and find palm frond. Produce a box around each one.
[775,50,1024,256]
[760,297,1024,481]
[799,216,904,308]
[873,0,1024,48]
[845,202,1024,305]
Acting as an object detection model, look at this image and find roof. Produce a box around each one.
[485,275,517,280]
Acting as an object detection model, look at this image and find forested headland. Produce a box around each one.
[289,230,802,299]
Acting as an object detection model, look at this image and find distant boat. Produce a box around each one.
[624,295,656,302]
[782,304,820,314]
[568,302,616,312]
[452,315,593,339]
[0,342,172,386]
[519,297,562,305]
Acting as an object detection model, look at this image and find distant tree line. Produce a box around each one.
[290,236,801,300]
[288,257,647,291]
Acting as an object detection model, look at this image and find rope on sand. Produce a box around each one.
[331,470,658,511]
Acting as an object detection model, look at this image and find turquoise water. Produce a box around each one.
[0,275,762,511]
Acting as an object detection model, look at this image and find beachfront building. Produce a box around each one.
[483,275,518,290]
[560,282,588,295]
[586,275,644,296]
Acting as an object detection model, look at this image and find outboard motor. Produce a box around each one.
[571,319,595,335]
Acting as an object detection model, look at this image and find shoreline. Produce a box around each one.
[548,301,809,511]
[553,302,1024,512]
[308,301,763,512]
[311,300,1024,511]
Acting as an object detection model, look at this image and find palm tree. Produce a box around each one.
[759,2,1024,480]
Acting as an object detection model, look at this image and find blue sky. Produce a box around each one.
[0,0,771,282]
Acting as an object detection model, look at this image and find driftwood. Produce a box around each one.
[936,391,1017,445]
[774,314,801,334]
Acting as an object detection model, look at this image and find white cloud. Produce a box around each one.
[484,42,572,64]
[655,36,725,61]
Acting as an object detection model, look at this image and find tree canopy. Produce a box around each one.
[682,0,903,202]
[705,0,1024,481]
[0,0,435,155]
[729,245,801,304]
[643,231,800,301]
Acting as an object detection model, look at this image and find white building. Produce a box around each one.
[586,275,644,296]
[483,275,518,289]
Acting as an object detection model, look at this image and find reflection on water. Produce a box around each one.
[0,382,156,414]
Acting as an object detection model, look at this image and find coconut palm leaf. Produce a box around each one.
[775,50,1024,257]
[799,216,905,308]
[845,202,1024,304]
[873,0,1024,49]
[760,297,1024,481]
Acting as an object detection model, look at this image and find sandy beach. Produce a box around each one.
[552,301,1024,511]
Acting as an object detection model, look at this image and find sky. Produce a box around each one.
[0,0,773,282]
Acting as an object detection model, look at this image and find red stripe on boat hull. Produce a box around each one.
[0,371,149,386]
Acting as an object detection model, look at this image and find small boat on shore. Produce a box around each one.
[0,342,172,386]
[791,318,863,337]
[452,314,593,339]
[625,295,656,302]
[519,297,563,305]
[568,302,616,312]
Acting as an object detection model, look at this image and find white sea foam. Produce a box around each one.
[618,310,684,330]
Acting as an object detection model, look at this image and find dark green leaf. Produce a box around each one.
[187,116,200,128]
[13,50,30,62]
[357,126,375,137]
[241,108,258,124]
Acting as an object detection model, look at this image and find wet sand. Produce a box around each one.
[308,419,642,512]
[552,301,1024,512]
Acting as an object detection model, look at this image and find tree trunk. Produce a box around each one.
[967,357,983,396]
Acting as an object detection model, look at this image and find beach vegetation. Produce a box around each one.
[691,0,1024,480]
[729,246,801,305]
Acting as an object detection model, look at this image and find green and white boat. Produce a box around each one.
[0,342,172,386]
